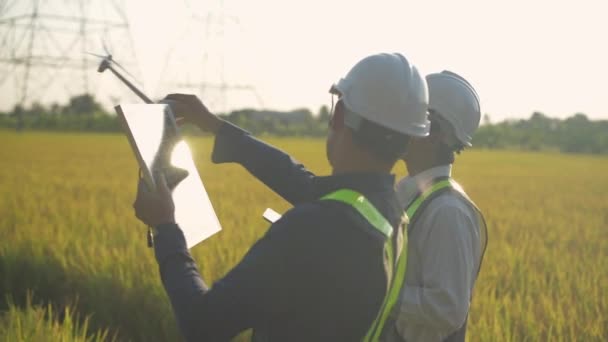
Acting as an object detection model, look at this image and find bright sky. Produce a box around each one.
[2,0,607,121]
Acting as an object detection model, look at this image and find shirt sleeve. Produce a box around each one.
[211,121,316,205]
[396,204,479,338]
[153,217,298,341]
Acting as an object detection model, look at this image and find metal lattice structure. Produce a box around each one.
[157,0,263,114]
[0,0,138,119]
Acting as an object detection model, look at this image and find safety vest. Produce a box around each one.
[323,179,487,342]
[320,188,406,341]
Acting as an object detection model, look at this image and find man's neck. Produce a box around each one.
[406,159,450,177]
[330,131,394,175]
[332,155,393,175]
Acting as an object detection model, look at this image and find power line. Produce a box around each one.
[0,0,138,128]
[157,0,263,114]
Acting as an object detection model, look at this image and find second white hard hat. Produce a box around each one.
[426,71,481,147]
[330,53,430,137]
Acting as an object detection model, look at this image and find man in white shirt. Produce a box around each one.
[392,71,488,342]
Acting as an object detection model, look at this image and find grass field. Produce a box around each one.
[1,130,607,341]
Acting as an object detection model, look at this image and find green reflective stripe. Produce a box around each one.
[364,179,456,341]
[405,179,453,218]
[321,188,396,342]
[362,227,407,342]
[367,232,408,341]
[321,189,393,238]
[385,240,394,279]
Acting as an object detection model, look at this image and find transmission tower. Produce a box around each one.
[157,0,263,114]
[0,0,138,127]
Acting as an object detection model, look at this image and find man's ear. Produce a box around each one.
[427,124,445,144]
[330,101,346,131]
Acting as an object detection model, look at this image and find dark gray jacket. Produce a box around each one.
[153,123,403,341]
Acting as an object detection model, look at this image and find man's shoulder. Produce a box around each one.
[277,200,328,221]
[271,199,361,229]
[269,198,388,243]
[265,201,332,237]
[430,190,476,212]
[413,190,481,236]
[416,190,479,225]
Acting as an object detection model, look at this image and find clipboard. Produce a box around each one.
[115,103,221,248]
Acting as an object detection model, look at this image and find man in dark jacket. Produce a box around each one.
[133,53,430,341]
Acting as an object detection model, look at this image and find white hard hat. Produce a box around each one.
[330,53,430,137]
[426,71,480,147]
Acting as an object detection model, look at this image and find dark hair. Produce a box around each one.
[350,117,410,163]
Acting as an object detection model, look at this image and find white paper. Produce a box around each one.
[263,208,282,223]
[116,104,221,248]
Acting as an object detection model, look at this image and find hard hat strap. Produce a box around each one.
[343,108,365,132]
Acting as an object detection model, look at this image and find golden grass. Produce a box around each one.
[0,131,606,341]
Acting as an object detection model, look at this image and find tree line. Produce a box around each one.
[1,94,606,155]
[474,112,608,154]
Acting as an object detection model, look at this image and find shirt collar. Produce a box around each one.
[313,172,396,199]
[395,165,452,208]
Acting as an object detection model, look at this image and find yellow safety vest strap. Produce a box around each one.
[321,189,407,341]
[321,189,393,239]
[321,188,396,288]
[363,179,455,342]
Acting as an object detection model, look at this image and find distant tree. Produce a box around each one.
[65,94,103,116]
[10,104,23,118]
[559,113,593,153]
[570,112,589,123]
[529,112,548,126]
[482,113,491,125]
[1,94,605,154]
[49,102,62,115]
[28,102,46,117]
[318,105,330,121]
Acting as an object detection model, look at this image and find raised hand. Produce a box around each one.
[161,94,224,134]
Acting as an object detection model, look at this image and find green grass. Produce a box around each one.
[0,131,607,341]
[0,294,111,341]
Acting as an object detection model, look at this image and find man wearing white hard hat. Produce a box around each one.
[388,71,488,342]
[133,53,431,341]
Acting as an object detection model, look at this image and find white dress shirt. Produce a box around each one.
[394,165,483,342]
